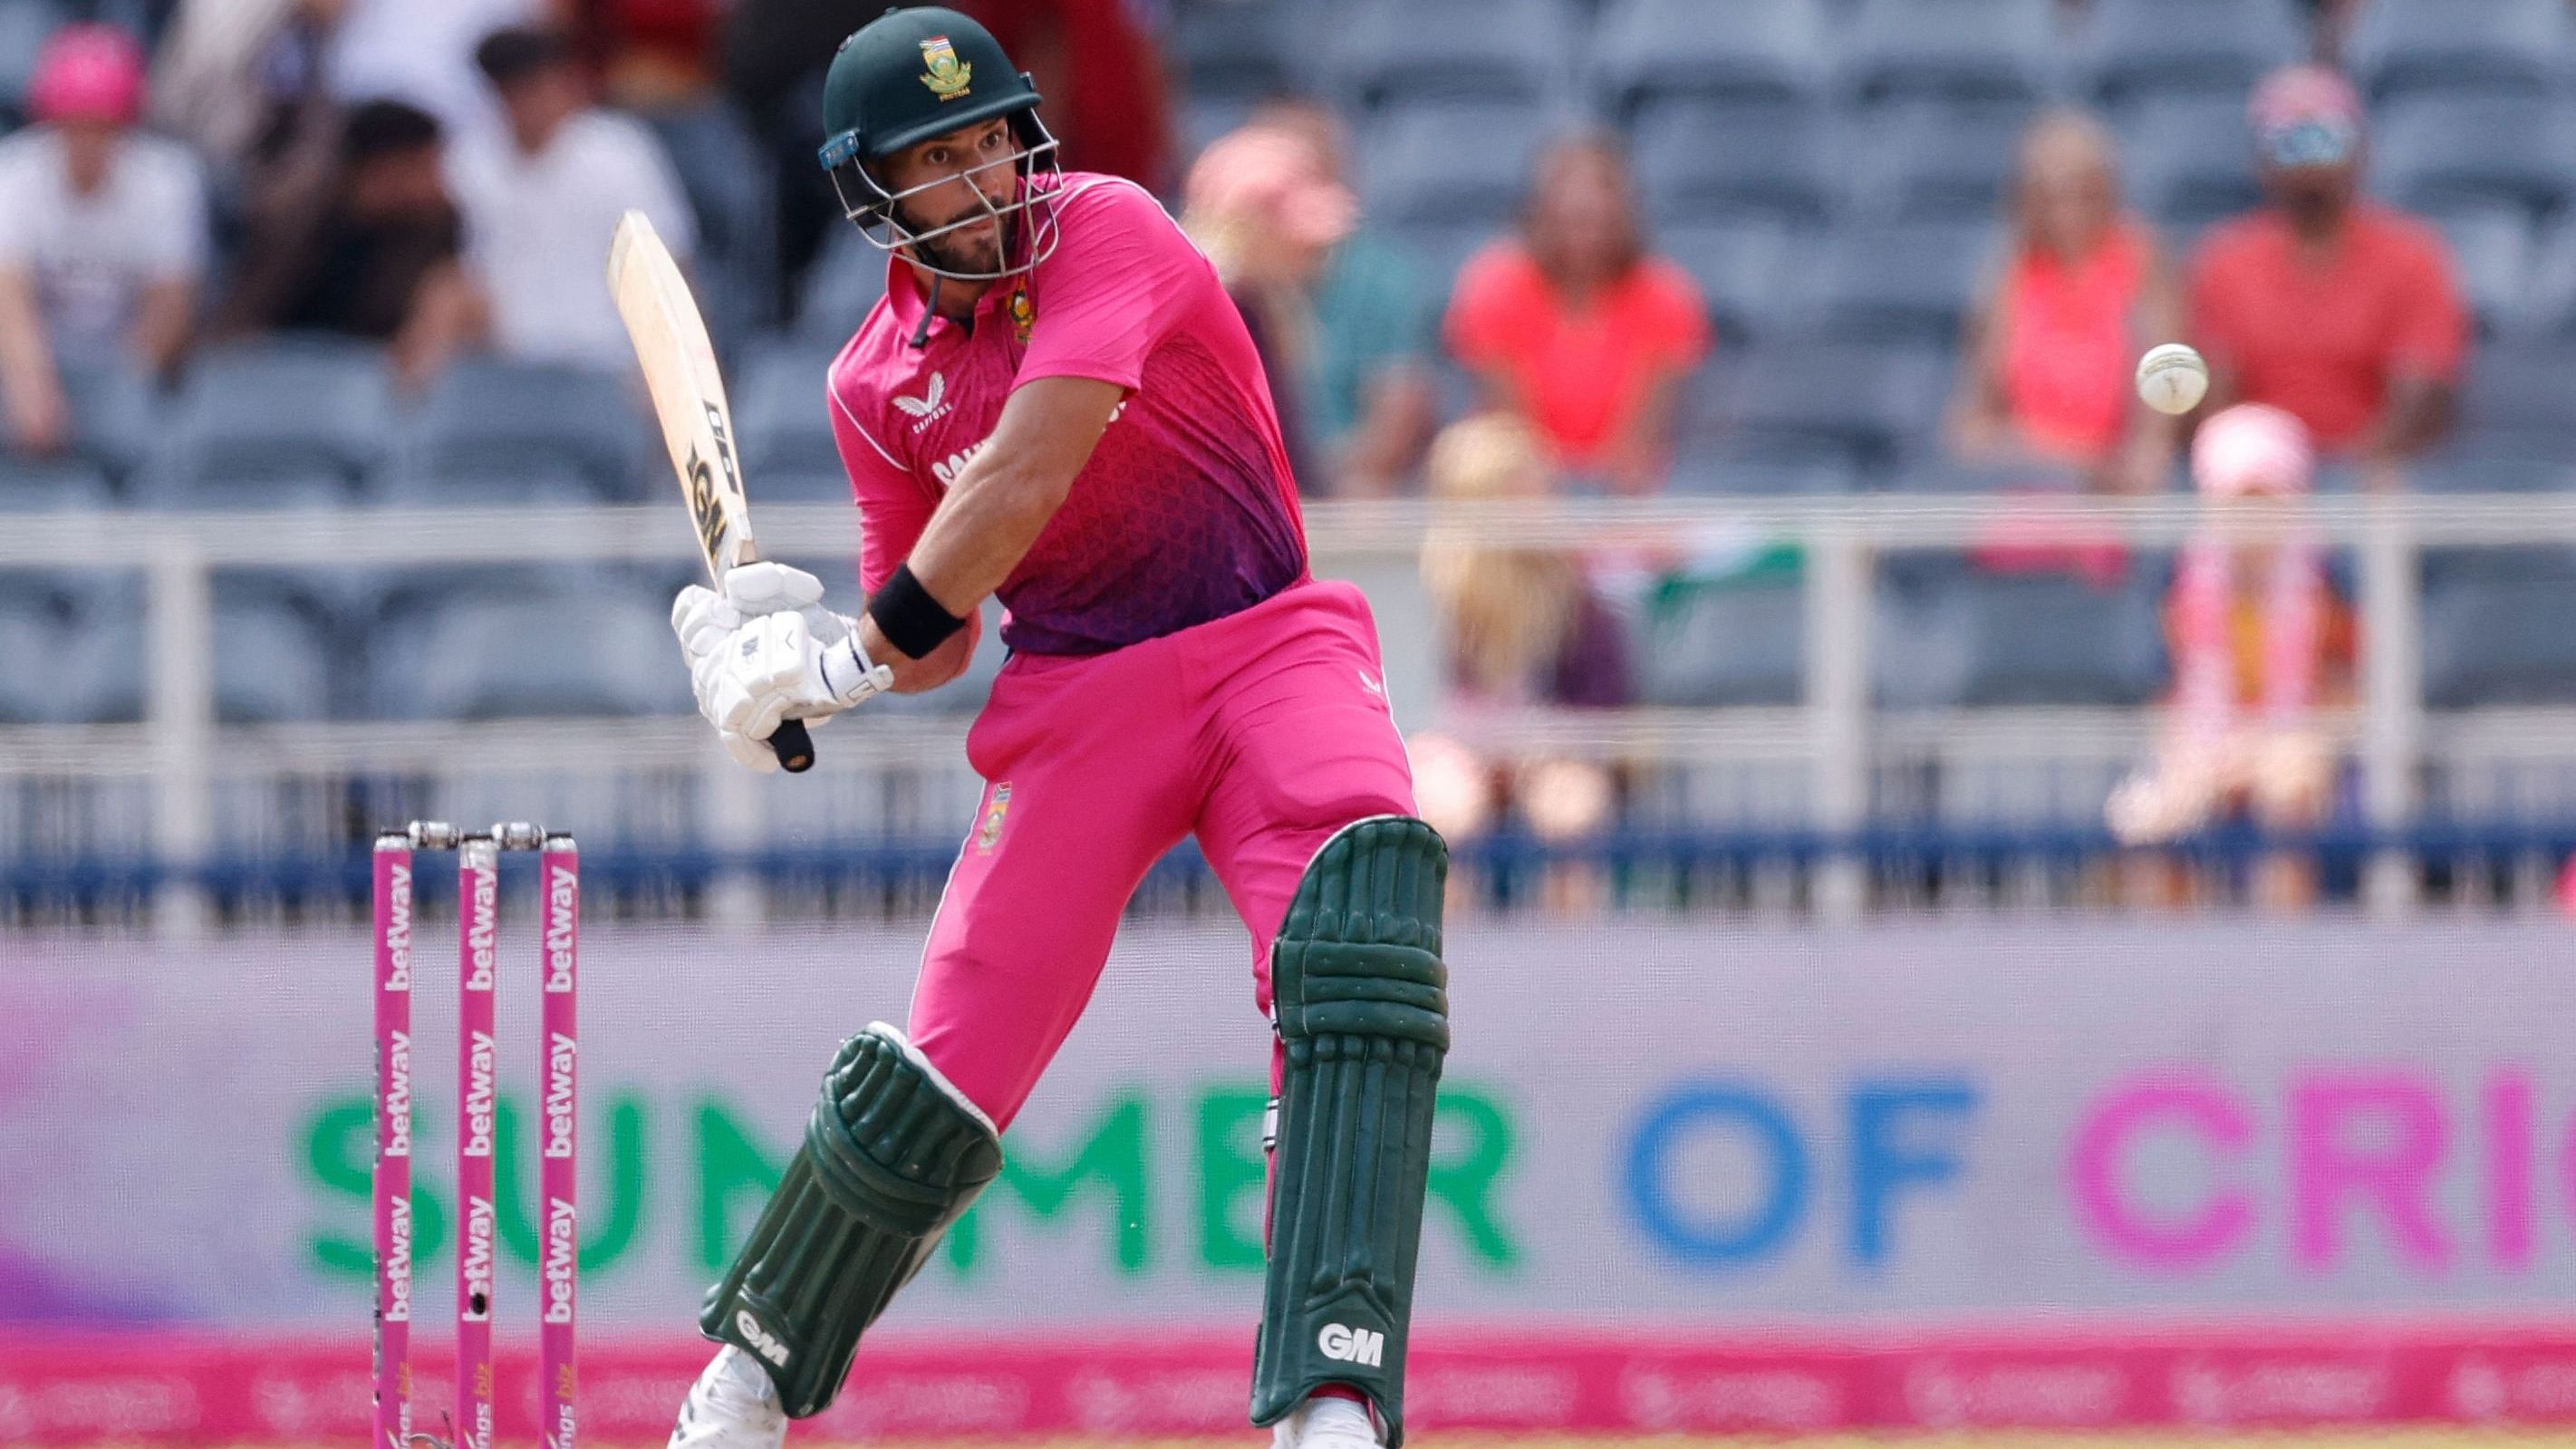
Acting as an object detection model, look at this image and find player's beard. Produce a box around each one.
[903,205,1010,277]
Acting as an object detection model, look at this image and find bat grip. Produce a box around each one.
[770,718,816,773]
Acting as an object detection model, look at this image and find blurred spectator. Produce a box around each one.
[2108,403,2352,909]
[1180,123,1345,489]
[1407,413,1630,913]
[449,24,696,371]
[329,0,542,144]
[954,0,1172,190]
[1252,97,1440,497]
[2189,64,2467,486]
[0,24,207,453]
[588,0,718,110]
[1446,134,1710,495]
[152,0,346,207]
[1949,110,2181,494]
[216,100,478,388]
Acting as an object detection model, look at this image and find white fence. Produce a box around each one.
[7,493,2576,929]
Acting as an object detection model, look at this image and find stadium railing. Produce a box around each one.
[5,492,2574,930]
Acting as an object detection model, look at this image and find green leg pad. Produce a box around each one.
[1251,815,1450,1448]
[699,1022,1001,1417]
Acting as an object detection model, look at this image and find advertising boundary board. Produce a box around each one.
[6,1323,2576,1441]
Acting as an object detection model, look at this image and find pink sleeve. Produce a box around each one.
[829,376,936,597]
[1015,179,1213,391]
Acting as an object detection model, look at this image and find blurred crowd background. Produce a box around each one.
[7,0,2576,923]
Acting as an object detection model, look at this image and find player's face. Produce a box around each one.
[879,118,1019,276]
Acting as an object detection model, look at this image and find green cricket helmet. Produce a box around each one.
[817,5,1063,282]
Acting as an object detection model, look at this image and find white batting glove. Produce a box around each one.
[709,610,896,748]
[672,561,871,770]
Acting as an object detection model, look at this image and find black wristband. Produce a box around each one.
[866,564,969,660]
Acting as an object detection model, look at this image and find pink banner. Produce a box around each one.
[6,1324,2576,1442]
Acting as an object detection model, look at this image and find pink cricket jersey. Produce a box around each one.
[825,171,1312,656]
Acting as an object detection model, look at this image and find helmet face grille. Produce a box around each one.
[826,111,1066,284]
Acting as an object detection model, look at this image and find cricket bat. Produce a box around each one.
[607,209,816,772]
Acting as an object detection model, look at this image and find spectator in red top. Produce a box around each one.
[1949,109,2180,494]
[2189,64,2467,487]
[1445,133,1711,495]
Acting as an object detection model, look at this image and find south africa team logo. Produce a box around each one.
[919,36,973,100]
[976,782,1012,854]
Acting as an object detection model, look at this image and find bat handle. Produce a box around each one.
[770,718,816,773]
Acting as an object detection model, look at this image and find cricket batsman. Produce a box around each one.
[661,9,1448,1448]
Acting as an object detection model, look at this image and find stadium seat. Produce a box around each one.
[1358,101,1556,229]
[1632,102,1833,227]
[0,456,113,511]
[1383,221,1498,310]
[0,0,66,122]
[1659,218,1801,341]
[1877,558,2166,708]
[1636,575,1807,707]
[2344,0,2575,101]
[1593,0,1829,117]
[1169,0,1308,103]
[796,225,892,341]
[1691,339,1952,474]
[2427,208,2536,339]
[2117,94,2262,235]
[1839,101,2030,223]
[388,358,646,503]
[640,101,778,348]
[1884,458,2089,493]
[55,359,155,485]
[1797,218,1997,345]
[2422,551,2576,706]
[2072,0,2304,107]
[2407,446,2576,493]
[148,335,392,506]
[1666,452,1857,495]
[1835,0,2057,110]
[1327,0,1574,108]
[2372,95,2574,219]
[210,574,337,723]
[373,575,690,720]
[2451,340,2576,442]
[736,335,846,492]
[54,574,145,724]
[1180,94,1264,162]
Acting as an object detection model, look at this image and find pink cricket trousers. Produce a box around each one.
[907,578,1418,1131]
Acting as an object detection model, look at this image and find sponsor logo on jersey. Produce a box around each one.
[894,371,950,431]
[931,438,989,488]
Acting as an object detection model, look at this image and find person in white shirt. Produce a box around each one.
[447,25,698,372]
[0,24,208,453]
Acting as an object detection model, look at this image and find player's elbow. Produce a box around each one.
[990,457,1077,521]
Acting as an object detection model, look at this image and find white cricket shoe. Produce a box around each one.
[668,1345,787,1449]
[1269,1393,1383,1448]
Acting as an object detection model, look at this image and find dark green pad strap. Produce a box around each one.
[1250,816,1450,1448]
[699,1022,1001,1417]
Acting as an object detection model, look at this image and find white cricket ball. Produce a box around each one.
[2136,343,2209,416]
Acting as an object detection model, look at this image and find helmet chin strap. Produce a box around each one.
[911,274,941,350]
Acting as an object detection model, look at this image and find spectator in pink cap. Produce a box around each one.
[2109,402,2353,908]
[0,23,207,455]
[2188,63,2466,486]
[1179,122,1361,490]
